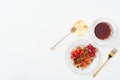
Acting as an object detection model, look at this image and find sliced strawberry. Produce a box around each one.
[82,62,87,67]
[75,49,80,54]
[85,58,91,63]
[89,52,95,57]
[80,50,84,55]
[75,49,81,57]
[71,51,77,59]
[92,47,97,54]
[71,51,79,59]
[87,44,93,50]
[71,54,76,59]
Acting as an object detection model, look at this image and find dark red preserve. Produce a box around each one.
[94,22,112,40]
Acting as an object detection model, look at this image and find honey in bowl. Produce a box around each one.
[73,20,88,35]
[94,22,112,40]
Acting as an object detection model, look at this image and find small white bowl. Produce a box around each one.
[89,17,118,46]
[65,40,102,75]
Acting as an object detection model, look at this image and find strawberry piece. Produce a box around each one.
[75,49,83,57]
[87,44,93,50]
[92,47,97,54]
[75,49,81,55]
[85,58,91,63]
[82,62,87,67]
[80,50,84,55]
[71,51,77,59]
[89,52,95,57]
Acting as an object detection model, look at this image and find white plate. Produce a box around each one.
[65,40,102,75]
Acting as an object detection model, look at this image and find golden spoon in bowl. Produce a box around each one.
[50,20,88,50]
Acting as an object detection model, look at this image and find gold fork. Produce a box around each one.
[93,48,118,77]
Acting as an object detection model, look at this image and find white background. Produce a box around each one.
[0,0,120,80]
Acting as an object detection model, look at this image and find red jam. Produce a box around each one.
[94,22,112,40]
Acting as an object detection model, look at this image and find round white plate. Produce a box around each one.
[65,40,102,75]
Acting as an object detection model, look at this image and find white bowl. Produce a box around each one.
[65,40,101,75]
[89,17,118,46]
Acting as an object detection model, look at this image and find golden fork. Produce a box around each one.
[93,48,118,77]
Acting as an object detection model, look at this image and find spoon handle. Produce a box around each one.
[93,59,109,77]
[51,32,71,50]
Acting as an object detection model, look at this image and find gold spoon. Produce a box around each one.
[50,20,88,50]
[93,48,118,77]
